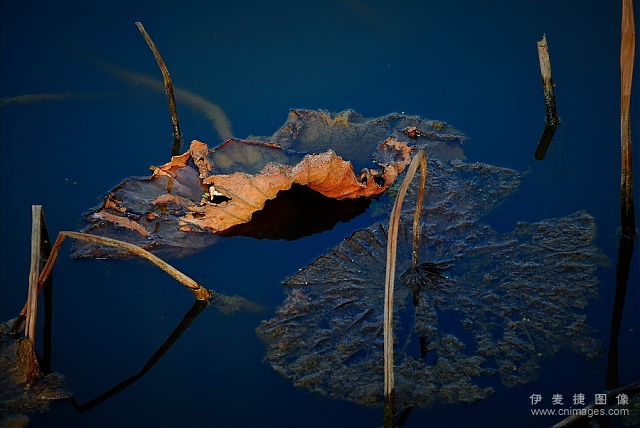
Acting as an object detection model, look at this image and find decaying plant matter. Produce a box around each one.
[1,321,70,425]
[75,110,465,258]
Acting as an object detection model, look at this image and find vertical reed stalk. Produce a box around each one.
[384,149,426,427]
[606,236,634,390]
[537,34,560,125]
[25,205,43,343]
[620,0,636,237]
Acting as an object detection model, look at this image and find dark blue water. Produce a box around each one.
[1,1,638,427]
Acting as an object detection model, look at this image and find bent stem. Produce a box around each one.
[15,230,213,331]
[384,149,427,427]
[47,232,213,300]
[71,298,209,413]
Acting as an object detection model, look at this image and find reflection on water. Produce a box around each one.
[94,60,234,143]
[0,93,98,106]
[71,299,210,414]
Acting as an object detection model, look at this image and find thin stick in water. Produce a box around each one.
[136,21,183,155]
[537,34,560,125]
[13,228,215,336]
[46,232,213,300]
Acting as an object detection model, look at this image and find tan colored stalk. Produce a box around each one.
[383,149,426,427]
[537,34,559,124]
[16,231,212,323]
[25,205,43,343]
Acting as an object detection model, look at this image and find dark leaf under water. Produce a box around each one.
[256,155,609,408]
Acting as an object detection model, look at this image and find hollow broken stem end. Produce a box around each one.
[194,287,214,301]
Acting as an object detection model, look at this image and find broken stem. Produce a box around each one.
[606,236,634,390]
[537,34,560,125]
[383,149,426,427]
[25,205,43,344]
[135,21,183,155]
[56,232,212,300]
[520,319,536,351]
[620,0,636,237]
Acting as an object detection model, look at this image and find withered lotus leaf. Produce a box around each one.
[76,110,464,257]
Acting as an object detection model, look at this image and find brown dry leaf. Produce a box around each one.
[150,150,191,178]
[74,109,458,257]
[180,137,411,233]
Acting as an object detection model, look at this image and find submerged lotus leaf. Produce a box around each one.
[256,156,608,408]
